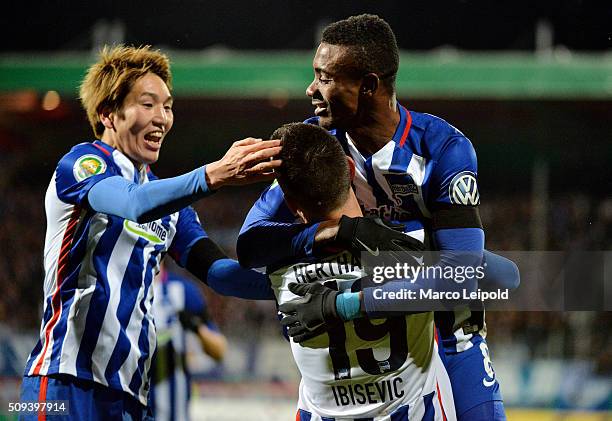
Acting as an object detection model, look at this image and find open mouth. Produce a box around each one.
[144,131,163,150]
[313,104,328,116]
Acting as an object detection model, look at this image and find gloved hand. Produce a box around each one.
[279,282,341,343]
[335,215,424,269]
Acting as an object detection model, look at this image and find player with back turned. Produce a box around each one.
[19,45,278,420]
[269,122,456,420]
[239,15,516,421]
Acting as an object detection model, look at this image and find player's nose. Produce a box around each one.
[306,79,317,98]
[152,104,168,126]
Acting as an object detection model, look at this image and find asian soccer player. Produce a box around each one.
[20,45,277,420]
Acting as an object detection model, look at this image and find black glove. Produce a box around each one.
[335,216,424,268]
[278,282,341,343]
[178,310,209,333]
[336,216,424,252]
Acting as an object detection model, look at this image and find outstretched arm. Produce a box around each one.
[88,138,281,223]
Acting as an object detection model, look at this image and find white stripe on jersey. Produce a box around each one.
[140,283,157,400]
[58,215,107,376]
[370,140,400,203]
[59,284,96,376]
[346,134,426,243]
[345,134,378,211]
[406,154,431,218]
[90,227,140,387]
[113,149,137,180]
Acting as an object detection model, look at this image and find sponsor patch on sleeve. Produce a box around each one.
[73,154,107,182]
[449,171,480,205]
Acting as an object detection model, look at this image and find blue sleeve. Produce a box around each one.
[168,207,208,267]
[480,250,520,290]
[361,227,484,317]
[55,145,115,205]
[237,181,319,268]
[429,136,480,207]
[88,165,212,223]
[206,258,275,300]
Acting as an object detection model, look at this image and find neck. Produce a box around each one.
[100,131,143,170]
[100,130,117,150]
[347,93,399,156]
[327,189,362,220]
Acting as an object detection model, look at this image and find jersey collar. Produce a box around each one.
[92,140,114,156]
[391,104,412,148]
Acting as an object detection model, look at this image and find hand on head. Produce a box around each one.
[205,138,282,189]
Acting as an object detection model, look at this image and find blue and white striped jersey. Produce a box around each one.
[241,105,485,354]
[24,140,206,405]
[318,106,485,355]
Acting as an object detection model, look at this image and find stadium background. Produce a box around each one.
[0,1,610,420]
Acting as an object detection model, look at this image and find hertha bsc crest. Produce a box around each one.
[449,171,480,205]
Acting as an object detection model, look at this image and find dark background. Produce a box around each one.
[5,0,611,51]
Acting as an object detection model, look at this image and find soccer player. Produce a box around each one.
[151,264,227,421]
[238,15,514,421]
[270,122,455,420]
[19,45,277,420]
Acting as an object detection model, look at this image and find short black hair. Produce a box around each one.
[273,123,350,220]
[322,14,399,90]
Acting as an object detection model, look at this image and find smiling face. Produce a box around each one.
[306,43,363,130]
[103,72,173,166]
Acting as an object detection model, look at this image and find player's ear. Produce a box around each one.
[346,156,356,181]
[360,73,379,97]
[99,106,116,131]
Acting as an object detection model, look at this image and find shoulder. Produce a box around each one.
[55,141,117,184]
[408,111,475,160]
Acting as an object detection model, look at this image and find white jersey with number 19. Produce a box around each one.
[270,251,455,421]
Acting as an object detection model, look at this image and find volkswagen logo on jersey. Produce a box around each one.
[449,171,480,206]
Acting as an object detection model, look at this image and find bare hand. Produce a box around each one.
[205,138,282,189]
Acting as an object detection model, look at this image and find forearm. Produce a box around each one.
[186,238,274,300]
[348,228,485,319]
[237,219,320,268]
[206,259,275,300]
[88,166,211,223]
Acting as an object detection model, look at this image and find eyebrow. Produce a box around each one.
[140,92,173,103]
